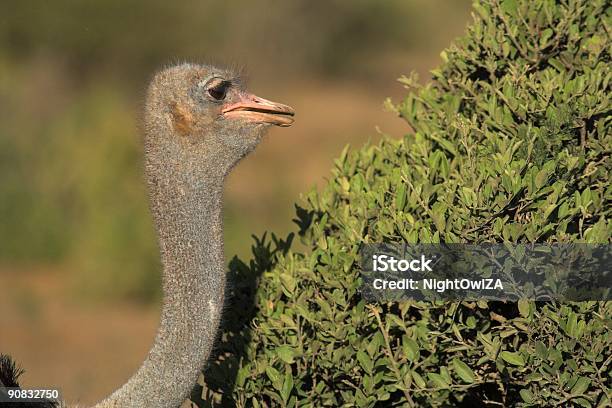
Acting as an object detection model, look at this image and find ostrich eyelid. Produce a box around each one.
[203,78,231,101]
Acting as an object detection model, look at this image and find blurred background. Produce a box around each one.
[0,0,471,404]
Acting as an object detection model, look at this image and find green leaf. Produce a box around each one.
[236,365,250,388]
[279,273,296,294]
[452,358,476,383]
[427,372,450,389]
[518,299,530,318]
[280,370,294,402]
[402,336,420,362]
[473,3,489,20]
[540,28,554,47]
[266,366,283,390]
[500,351,525,366]
[395,183,407,210]
[501,0,518,15]
[412,371,426,389]
[520,389,534,403]
[535,341,548,360]
[276,345,295,364]
[356,350,373,374]
[573,397,592,408]
[570,377,591,395]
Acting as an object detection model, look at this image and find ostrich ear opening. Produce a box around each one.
[169,102,194,137]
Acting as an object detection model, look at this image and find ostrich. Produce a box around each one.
[0,63,294,407]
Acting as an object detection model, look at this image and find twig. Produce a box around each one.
[367,305,416,407]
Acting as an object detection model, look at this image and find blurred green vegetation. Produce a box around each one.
[0,1,471,301]
[1,1,470,81]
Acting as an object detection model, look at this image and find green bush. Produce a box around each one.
[200,0,611,406]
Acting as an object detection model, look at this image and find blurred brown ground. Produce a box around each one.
[0,1,471,404]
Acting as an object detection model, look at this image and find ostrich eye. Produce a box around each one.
[206,80,229,101]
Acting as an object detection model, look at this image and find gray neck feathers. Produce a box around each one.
[92,129,228,407]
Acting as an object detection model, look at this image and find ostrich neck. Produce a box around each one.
[93,143,227,408]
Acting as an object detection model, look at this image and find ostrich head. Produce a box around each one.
[144,63,294,178]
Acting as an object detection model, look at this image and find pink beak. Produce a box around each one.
[221,93,295,127]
